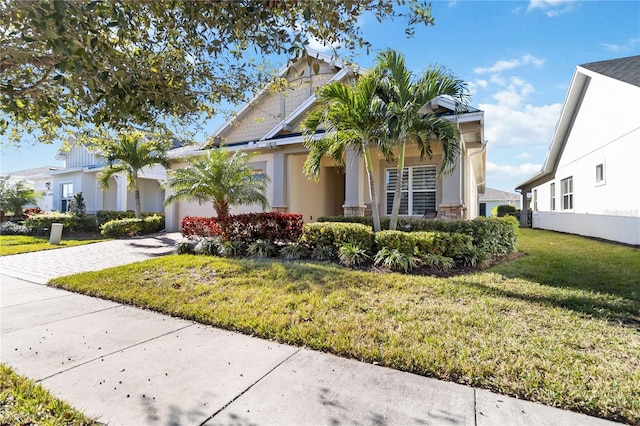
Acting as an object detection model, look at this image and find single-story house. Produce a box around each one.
[165,50,486,231]
[516,55,640,245]
[478,187,521,217]
[1,166,60,212]
[51,139,166,214]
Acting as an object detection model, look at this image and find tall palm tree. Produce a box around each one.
[302,72,391,233]
[164,149,269,218]
[374,49,468,230]
[98,131,170,218]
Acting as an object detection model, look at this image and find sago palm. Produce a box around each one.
[302,72,391,233]
[165,149,269,218]
[98,131,169,218]
[374,49,468,230]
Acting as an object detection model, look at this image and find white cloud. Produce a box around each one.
[527,0,578,17]
[473,55,545,74]
[487,162,542,176]
[517,152,532,159]
[306,34,339,53]
[600,38,640,53]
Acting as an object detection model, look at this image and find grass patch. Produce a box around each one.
[49,229,640,424]
[0,364,98,425]
[0,235,108,256]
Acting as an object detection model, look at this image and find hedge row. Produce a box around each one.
[96,210,163,226]
[301,222,374,254]
[317,215,519,256]
[181,213,304,244]
[100,215,165,238]
[25,212,98,234]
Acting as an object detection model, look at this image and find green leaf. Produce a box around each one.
[15,99,27,109]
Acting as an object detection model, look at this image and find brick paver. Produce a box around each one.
[0,233,183,284]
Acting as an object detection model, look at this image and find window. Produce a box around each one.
[550,182,556,211]
[385,165,436,215]
[60,183,74,212]
[533,189,538,211]
[595,163,605,185]
[561,177,573,210]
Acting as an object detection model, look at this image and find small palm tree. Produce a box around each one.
[98,131,170,218]
[374,49,468,230]
[302,72,391,233]
[165,149,269,218]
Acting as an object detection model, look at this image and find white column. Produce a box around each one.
[115,173,128,212]
[94,178,103,213]
[343,147,365,216]
[163,183,179,232]
[439,155,464,219]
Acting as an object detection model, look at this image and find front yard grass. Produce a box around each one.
[0,235,108,256]
[49,228,640,424]
[0,364,98,425]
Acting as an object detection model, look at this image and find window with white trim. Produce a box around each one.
[561,177,573,210]
[595,163,605,185]
[385,165,436,216]
[550,182,556,211]
[60,183,74,212]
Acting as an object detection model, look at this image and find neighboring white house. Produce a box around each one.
[478,187,521,217]
[1,166,61,211]
[165,49,486,231]
[516,55,640,245]
[51,140,166,214]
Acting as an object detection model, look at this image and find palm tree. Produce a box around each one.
[302,72,391,233]
[164,149,269,218]
[98,131,170,218]
[373,49,468,230]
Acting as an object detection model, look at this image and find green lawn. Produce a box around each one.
[0,235,108,256]
[0,364,98,425]
[49,229,640,424]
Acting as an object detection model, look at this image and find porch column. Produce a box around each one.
[114,173,128,212]
[520,190,530,227]
[343,147,365,216]
[439,155,465,220]
[94,178,103,213]
[272,152,288,213]
[164,183,179,232]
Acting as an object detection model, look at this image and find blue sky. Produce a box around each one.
[2,0,639,193]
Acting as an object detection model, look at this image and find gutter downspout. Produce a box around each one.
[468,141,487,219]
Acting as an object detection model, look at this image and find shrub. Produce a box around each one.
[411,231,473,258]
[100,215,164,238]
[280,243,310,260]
[301,222,374,255]
[0,221,31,235]
[194,238,219,256]
[22,207,43,219]
[181,216,221,240]
[375,230,416,255]
[312,244,335,261]
[338,242,369,267]
[218,240,246,257]
[175,241,196,254]
[25,212,98,234]
[454,244,489,268]
[419,253,455,271]
[96,210,163,226]
[374,247,418,272]
[318,215,391,230]
[69,193,87,217]
[216,213,304,244]
[247,240,277,258]
[497,204,517,217]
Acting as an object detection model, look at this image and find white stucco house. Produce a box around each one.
[51,140,166,214]
[1,166,60,211]
[516,55,640,245]
[478,187,521,217]
[165,50,486,231]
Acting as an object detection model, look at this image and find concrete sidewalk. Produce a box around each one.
[0,235,619,425]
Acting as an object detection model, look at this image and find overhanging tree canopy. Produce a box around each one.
[1,0,435,145]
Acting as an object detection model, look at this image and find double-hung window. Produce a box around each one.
[561,177,573,210]
[385,165,436,216]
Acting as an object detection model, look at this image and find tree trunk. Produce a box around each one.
[363,146,382,233]
[133,172,141,218]
[389,142,406,230]
[214,200,229,218]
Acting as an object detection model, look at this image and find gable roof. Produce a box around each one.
[1,166,60,179]
[516,55,639,192]
[580,55,640,88]
[479,187,520,202]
